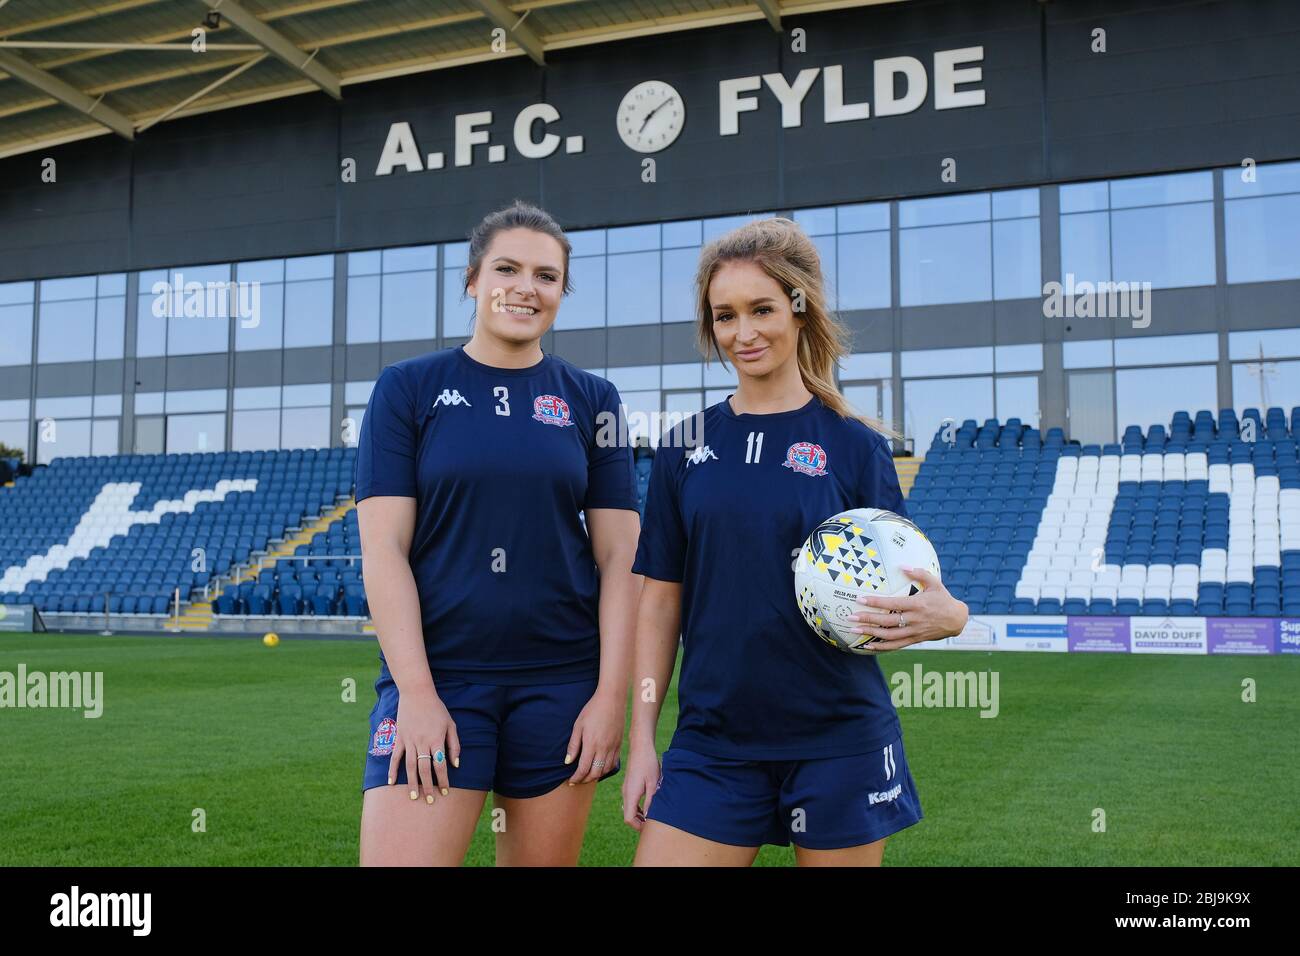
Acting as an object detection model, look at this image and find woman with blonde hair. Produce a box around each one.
[623,216,967,866]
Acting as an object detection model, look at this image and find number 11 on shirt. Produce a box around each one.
[745,431,764,463]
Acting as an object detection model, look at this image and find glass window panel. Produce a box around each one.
[0,419,27,456]
[133,416,163,454]
[167,292,231,354]
[903,376,994,446]
[443,242,469,269]
[835,232,891,310]
[993,217,1041,299]
[280,406,329,449]
[40,276,97,302]
[1228,327,1300,361]
[347,275,381,344]
[381,270,436,341]
[843,383,880,420]
[793,206,836,236]
[662,363,702,389]
[284,278,333,347]
[996,375,1039,426]
[620,389,660,445]
[1110,203,1215,288]
[554,257,605,330]
[1114,332,1217,367]
[841,351,892,380]
[703,362,737,387]
[382,245,437,273]
[1068,370,1115,444]
[93,395,121,416]
[233,386,281,410]
[1059,181,1109,214]
[166,412,226,453]
[569,230,606,258]
[1232,359,1300,415]
[95,296,125,360]
[664,391,704,435]
[836,202,890,233]
[899,193,989,228]
[607,251,661,327]
[899,222,991,306]
[235,259,283,284]
[0,281,35,305]
[1116,364,1217,434]
[0,303,33,366]
[705,388,733,407]
[901,346,993,377]
[1224,195,1300,283]
[345,407,365,447]
[235,281,283,351]
[662,219,702,248]
[349,250,381,276]
[810,234,837,309]
[345,381,375,405]
[992,188,1039,220]
[165,389,226,413]
[1060,211,1111,284]
[91,418,118,456]
[135,273,167,358]
[35,395,93,418]
[285,254,334,281]
[1223,159,1300,199]
[661,247,700,323]
[606,365,659,392]
[134,392,164,415]
[1063,338,1114,369]
[1109,170,1213,208]
[232,409,281,451]
[703,214,775,243]
[282,384,330,407]
[991,343,1043,373]
[97,274,126,296]
[0,399,30,418]
[443,268,474,337]
[607,223,660,253]
[37,417,91,464]
[38,298,96,363]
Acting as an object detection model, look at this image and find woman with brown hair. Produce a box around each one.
[623,216,967,866]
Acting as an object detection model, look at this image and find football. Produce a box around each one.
[794,508,941,654]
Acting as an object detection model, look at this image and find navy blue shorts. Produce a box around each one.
[362,666,620,799]
[645,736,923,850]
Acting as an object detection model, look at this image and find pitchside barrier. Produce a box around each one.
[916,616,1300,654]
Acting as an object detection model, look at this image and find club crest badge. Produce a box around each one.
[783,441,828,477]
[370,717,397,757]
[532,393,575,427]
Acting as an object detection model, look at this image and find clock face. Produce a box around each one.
[616,80,685,154]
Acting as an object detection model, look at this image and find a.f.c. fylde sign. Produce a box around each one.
[374,46,985,176]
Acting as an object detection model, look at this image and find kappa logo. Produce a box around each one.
[685,445,718,467]
[433,388,471,408]
[370,717,397,757]
[532,393,575,427]
[783,441,829,477]
[868,782,903,806]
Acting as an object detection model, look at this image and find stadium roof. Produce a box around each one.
[0,0,904,159]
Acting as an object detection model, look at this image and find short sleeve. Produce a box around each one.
[584,381,640,511]
[858,432,908,519]
[354,365,419,501]
[631,442,687,582]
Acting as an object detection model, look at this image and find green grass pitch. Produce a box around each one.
[1,632,1296,866]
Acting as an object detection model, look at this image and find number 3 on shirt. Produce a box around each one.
[494,386,510,416]
[745,430,764,463]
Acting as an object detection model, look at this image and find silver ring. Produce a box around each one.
[898,614,907,628]
[592,759,606,770]
[417,753,432,760]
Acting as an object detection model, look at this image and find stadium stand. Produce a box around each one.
[0,448,358,625]
[908,406,1300,617]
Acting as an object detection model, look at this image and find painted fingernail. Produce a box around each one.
[387,776,394,786]
[441,788,449,797]
[409,790,418,800]
[453,757,460,768]
[426,794,434,804]
[564,753,573,765]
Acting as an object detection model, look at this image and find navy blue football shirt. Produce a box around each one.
[355,346,639,684]
[632,394,908,760]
